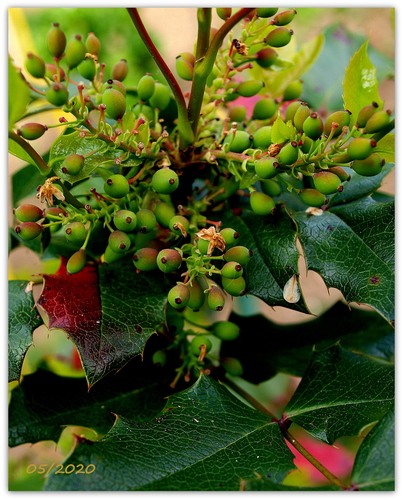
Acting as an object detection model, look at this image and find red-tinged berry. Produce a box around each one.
[108,230,131,253]
[255,156,279,179]
[61,153,85,175]
[137,74,155,101]
[149,83,171,111]
[47,23,66,58]
[257,8,278,18]
[265,27,293,48]
[153,202,176,228]
[222,276,246,297]
[45,83,69,106]
[65,222,87,244]
[299,188,327,207]
[66,249,86,274]
[224,246,252,266]
[14,204,44,222]
[102,79,126,96]
[114,210,137,232]
[363,110,392,134]
[102,88,126,120]
[303,112,324,140]
[186,279,205,310]
[235,80,264,98]
[224,130,252,153]
[25,53,46,79]
[347,138,377,161]
[212,321,240,341]
[229,105,247,123]
[252,98,278,120]
[216,8,232,20]
[279,141,299,165]
[168,284,190,309]
[111,59,129,81]
[15,222,43,240]
[253,126,272,149]
[65,35,86,68]
[207,287,225,311]
[85,33,101,55]
[45,207,68,218]
[356,102,379,128]
[135,209,156,233]
[250,191,276,215]
[255,47,278,68]
[157,249,182,273]
[351,153,385,177]
[190,335,212,357]
[176,56,193,81]
[133,247,159,271]
[327,166,350,182]
[17,123,47,141]
[324,110,351,136]
[151,168,179,194]
[273,9,297,26]
[104,174,130,198]
[221,357,243,376]
[78,57,96,81]
[45,63,65,81]
[313,171,343,195]
[221,261,243,279]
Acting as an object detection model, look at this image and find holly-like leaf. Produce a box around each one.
[8,281,43,382]
[44,374,296,491]
[342,40,383,126]
[373,133,395,163]
[8,55,31,128]
[351,407,394,491]
[219,210,309,313]
[36,259,170,387]
[292,210,394,323]
[285,345,394,444]
[221,302,393,384]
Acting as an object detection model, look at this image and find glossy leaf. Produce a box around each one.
[285,345,394,444]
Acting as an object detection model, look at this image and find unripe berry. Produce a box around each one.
[61,153,85,175]
[190,335,212,357]
[168,284,190,309]
[221,261,243,279]
[279,141,299,165]
[347,138,377,161]
[179,52,195,65]
[154,202,176,228]
[176,56,193,81]
[25,53,46,79]
[224,130,252,153]
[152,350,167,367]
[255,157,279,179]
[17,123,47,141]
[261,179,281,197]
[152,168,179,194]
[303,112,324,140]
[229,105,247,123]
[252,98,278,120]
[14,204,44,222]
[47,23,66,58]
[66,249,86,274]
[282,79,303,101]
[157,249,182,273]
[137,74,155,101]
[65,35,86,68]
[102,88,126,120]
[224,246,252,266]
[216,8,232,20]
[253,126,272,149]
[235,80,264,98]
[324,110,351,136]
[78,57,96,81]
[219,227,240,247]
[221,357,243,377]
[273,9,297,26]
[104,174,130,198]
[197,237,210,255]
[45,207,68,218]
[285,100,304,123]
[257,8,278,18]
[313,171,343,195]
[299,136,313,154]
[113,210,137,232]
[363,110,391,134]
[133,103,154,122]
[135,209,156,233]
[250,191,276,215]
[111,59,129,81]
[212,321,240,341]
[102,79,126,96]
[45,63,65,81]
[207,287,225,311]
[264,27,293,48]
[149,83,171,111]
[169,215,189,236]
[255,48,278,68]
[85,32,101,55]
[103,244,124,264]
[293,103,310,132]
[356,102,379,128]
[46,83,69,106]
[15,222,43,241]
[222,276,246,296]
[299,188,327,207]
[65,222,87,244]
[133,247,159,271]
[186,279,205,310]
[327,166,350,182]
[108,230,131,253]
[351,153,385,177]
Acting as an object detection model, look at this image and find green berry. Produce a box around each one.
[25,53,46,79]
[17,123,47,141]
[66,249,86,275]
[137,74,155,101]
[327,166,350,182]
[302,112,324,140]
[61,153,85,175]
[207,287,225,311]
[293,103,311,132]
[15,222,43,241]
[152,350,167,367]
[224,130,252,153]
[102,79,126,96]
[235,80,264,98]
[279,141,299,165]
[104,244,124,264]
[85,32,101,55]
[154,202,176,228]
[65,35,86,68]
[324,110,351,137]
[255,156,279,179]
[273,9,297,26]
[169,215,189,235]
[168,284,190,309]
[104,174,130,198]
[65,222,86,244]
[190,335,212,357]
[197,237,210,255]
[216,8,232,20]
[347,138,377,161]
[224,246,252,266]
[282,79,303,101]
[255,48,278,68]
[252,98,278,120]
[152,168,179,194]
[261,179,281,197]
[257,8,278,18]
[356,102,379,128]
[45,63,65,81]
[149,83,171,111]
[47,23,66,58]
[111,59,129,81]
[114,210,137,232]
[186,279,205,310]
[221,261,243,279]
[102,88,127,120]
[313,171,342,195]
[157,249,182,273]
[285,100,304,123]
[363,110,392,134]
[133,247,159,271]
[108,230,131,253]
[135,209,156,233]
[299,136,313,154]
[250,191,276,215]
[78,57,96,81]
[299,188,327,207]
[212,321,240,341]
[229,106,247,123]
[253,126,272,150]
[14,204,44,222]
[176,56,193,81]
[219,228,240,247]
[221,357,243,376]
[265,27,293,48]
[45,207,68,218]
[222,276,246,297]
[46,83,69,106]
[351,153,385,177]
[133,103,154,122]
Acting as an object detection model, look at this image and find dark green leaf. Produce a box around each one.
[242,476,341,491]
[8,55,31,128]
[352,407,394,491]
[285,345,394,444]
[8,281,43,382]
[12,163,46,207]
[292,210,394,323]
[44,374,296,491]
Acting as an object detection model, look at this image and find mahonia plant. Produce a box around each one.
[8,7,394,492]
